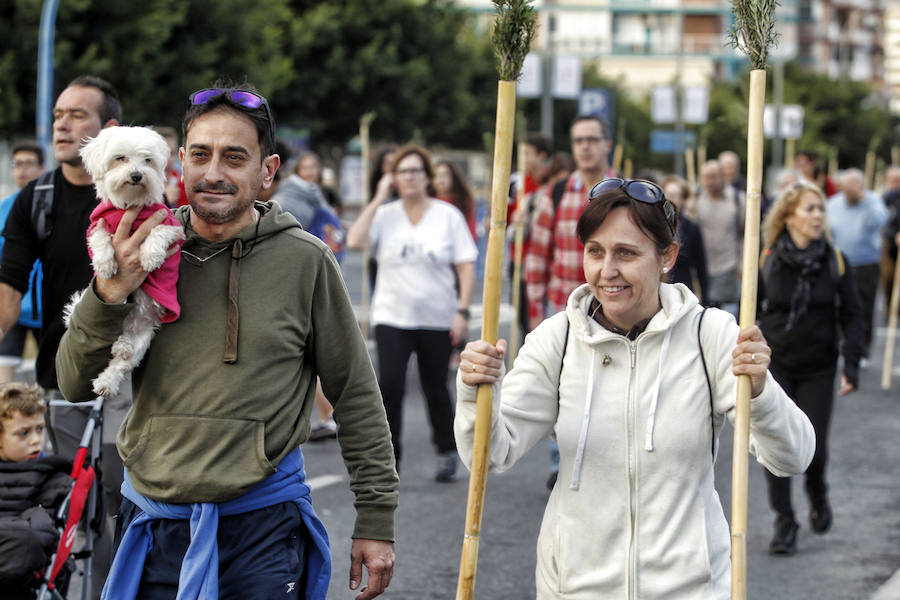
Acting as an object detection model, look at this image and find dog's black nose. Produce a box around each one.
[130,171,143,183]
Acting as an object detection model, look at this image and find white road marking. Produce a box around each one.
[306,473,345,491]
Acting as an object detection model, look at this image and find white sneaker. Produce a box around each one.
[308,418,337,441]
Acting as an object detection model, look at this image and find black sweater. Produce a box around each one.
[0,168,97,389]
[758,241,864,386]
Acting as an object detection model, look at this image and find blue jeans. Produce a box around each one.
[114,500,308,599]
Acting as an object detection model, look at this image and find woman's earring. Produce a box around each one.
[662,266,669,273]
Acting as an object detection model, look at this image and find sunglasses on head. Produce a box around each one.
[589,177,676,237]
[189,88,275,142]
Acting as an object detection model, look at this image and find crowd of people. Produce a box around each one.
[0,75,896,599]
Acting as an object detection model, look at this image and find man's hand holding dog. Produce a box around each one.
[94,207,176,304]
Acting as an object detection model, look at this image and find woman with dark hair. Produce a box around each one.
[662,174,709,305]
[347,145,478,482]
[455,178,814,598]
[758,181,863,555]
[433,160,476,241]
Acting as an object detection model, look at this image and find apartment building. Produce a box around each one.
[459,0,885,93]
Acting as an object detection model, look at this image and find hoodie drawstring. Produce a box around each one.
[224,239,243,364]
[569,346,597,490]
[644,328,672,451]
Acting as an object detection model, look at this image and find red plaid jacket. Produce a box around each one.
[524,169,616,323]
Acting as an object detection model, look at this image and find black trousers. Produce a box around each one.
[765,362,836,522]
[374,325,456,466]
[113,499,307,599]
[853,263,880,357]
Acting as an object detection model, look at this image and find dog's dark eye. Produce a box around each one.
[145,158,153,163]
[115,156,127,162]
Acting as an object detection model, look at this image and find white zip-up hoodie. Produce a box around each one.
[455,283,815,599]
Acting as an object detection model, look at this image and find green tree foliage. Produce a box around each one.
[279,0,496,150]
[778,62,898,169]
[1,0,496,151]
[700,63,898,172]
[1,0,295,134]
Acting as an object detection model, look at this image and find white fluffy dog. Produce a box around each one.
[66,126,185,398]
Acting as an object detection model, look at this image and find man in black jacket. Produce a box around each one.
[0,74,122,599]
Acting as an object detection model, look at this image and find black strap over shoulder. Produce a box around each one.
[551,178,567,211]
[697,307,716,460]
[31,170,56,242]
[556,319,570,405]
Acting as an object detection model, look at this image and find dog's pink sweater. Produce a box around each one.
[88,200,183,323]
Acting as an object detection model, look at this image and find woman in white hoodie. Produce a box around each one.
[455,178,815,599]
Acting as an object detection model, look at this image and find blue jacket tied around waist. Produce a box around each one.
[102,448,330,600]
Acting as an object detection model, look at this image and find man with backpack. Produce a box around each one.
[525,115,617,332]
[0,75,124,598]
[524,115,616,490]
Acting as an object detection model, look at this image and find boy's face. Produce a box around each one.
[0,411,45,462]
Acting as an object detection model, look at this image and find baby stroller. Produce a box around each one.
[35,396,105,600]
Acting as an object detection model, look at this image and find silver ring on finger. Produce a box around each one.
[472,363,477,373]
[751,353,757,363]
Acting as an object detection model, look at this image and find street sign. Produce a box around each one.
[578,88,614,125]
[764,104,804,139]
[651,130,697,154]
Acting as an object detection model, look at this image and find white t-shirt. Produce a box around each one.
[370,199,478,330]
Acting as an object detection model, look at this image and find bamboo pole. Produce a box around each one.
[508,140,527,366]
[784,138,795,169]
[624,157,633,179]
[612,144,624,175]
[698,144,707,169]
[892,146,899,167]
[726,4,777,592]
[882,256,900,390]
[865,150,876,190]
[828,148,838,180]
[731,68,766,600]
[359,113,375,337]
[457,78,516,600]
[685,146,696,194]
[457,4,534,598]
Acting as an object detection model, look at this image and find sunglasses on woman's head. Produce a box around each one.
[589,177,676,237]
[189,88,275,142]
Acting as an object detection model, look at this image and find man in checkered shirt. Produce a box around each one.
[525,115,618,331]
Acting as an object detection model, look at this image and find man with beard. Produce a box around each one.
[0,75,124,598]
[56,82,397,599]
[524,115,616,490]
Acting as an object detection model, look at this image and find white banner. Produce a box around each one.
[518,53,542,99]
[682,86,709,124]
[553,55,582,99]
[651,86,677,124]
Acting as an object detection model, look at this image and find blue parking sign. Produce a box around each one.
[579,89,614,126]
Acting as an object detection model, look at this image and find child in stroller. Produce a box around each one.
[0,383,71,599]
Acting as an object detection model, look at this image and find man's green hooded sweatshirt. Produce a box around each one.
[56,202,398,541]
